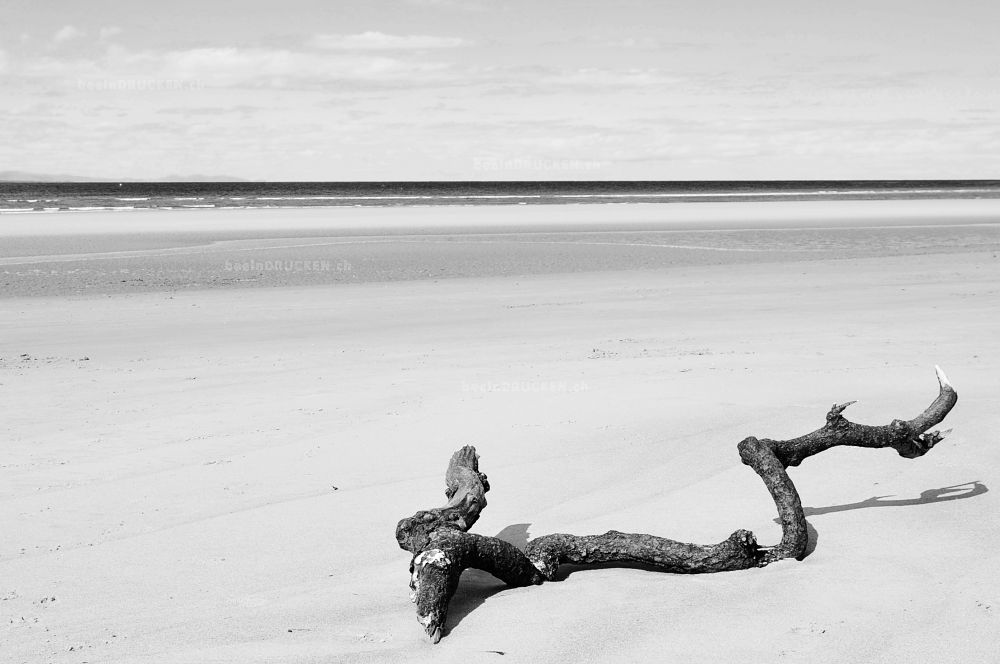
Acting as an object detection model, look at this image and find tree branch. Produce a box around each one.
[409,531,543,643]
[395,368,958,642]
[766,365,957,469]
[738,365,958,562]
[525,529,761,580]
[396,446,542,642]
[395,445,490,555]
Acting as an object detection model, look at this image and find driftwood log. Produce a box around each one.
[395,367,958,642]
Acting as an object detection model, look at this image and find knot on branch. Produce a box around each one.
[523,537,563,580]
[396,511,467,553]
[825,400,856,428]
[896,428,950,459]
[396,515,431,554]
[885,418,950,459]
[738,436,772,466]
[726,529,765,567]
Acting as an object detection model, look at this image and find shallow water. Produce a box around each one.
[2,214,997,298]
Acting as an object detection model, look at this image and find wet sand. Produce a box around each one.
[1,200,999,297]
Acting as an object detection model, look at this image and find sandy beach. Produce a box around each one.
[3,200,1000,663]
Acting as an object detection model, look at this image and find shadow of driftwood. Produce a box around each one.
[444,523,532,635]
[553,558,688,581]
[774,481,987,560]
[802,481,988,517]
[801,520,819,559]
[493,523,530,550]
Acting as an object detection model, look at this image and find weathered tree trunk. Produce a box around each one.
[395,447,544,642]
[526,528,761,580]
[395,367,958,642]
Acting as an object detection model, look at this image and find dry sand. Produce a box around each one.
[2,201,999,663]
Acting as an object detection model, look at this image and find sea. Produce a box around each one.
[3,180,1000,213]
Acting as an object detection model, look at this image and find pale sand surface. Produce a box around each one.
[2,201,1000,663]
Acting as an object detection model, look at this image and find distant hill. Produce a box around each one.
[157,174,250,183]
[0,171,109,183]
[0,171,249,183]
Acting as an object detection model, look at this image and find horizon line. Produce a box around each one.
[4,178,1000,185]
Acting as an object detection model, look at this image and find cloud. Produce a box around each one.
[604,37,707,51]
[310,31,469,50]
[472,66,689,95]
[99,26,123,41]
[402,0,490,9]
[158,105,262,116]
[14,44,460,90]
[545,68,683,88]
[53,25,84,43]
[153,47,452,86]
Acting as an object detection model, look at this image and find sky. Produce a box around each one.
[0,0,998,180]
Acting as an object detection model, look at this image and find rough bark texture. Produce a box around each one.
[737,438,809,562]
[395,368,958,642]
[395,446,489,555]
[396,446,543,642]
[409,531,544,643]
[525,529,761,580]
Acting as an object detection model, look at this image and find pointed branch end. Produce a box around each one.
[934,365,951,390]
[417,614,443,643]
